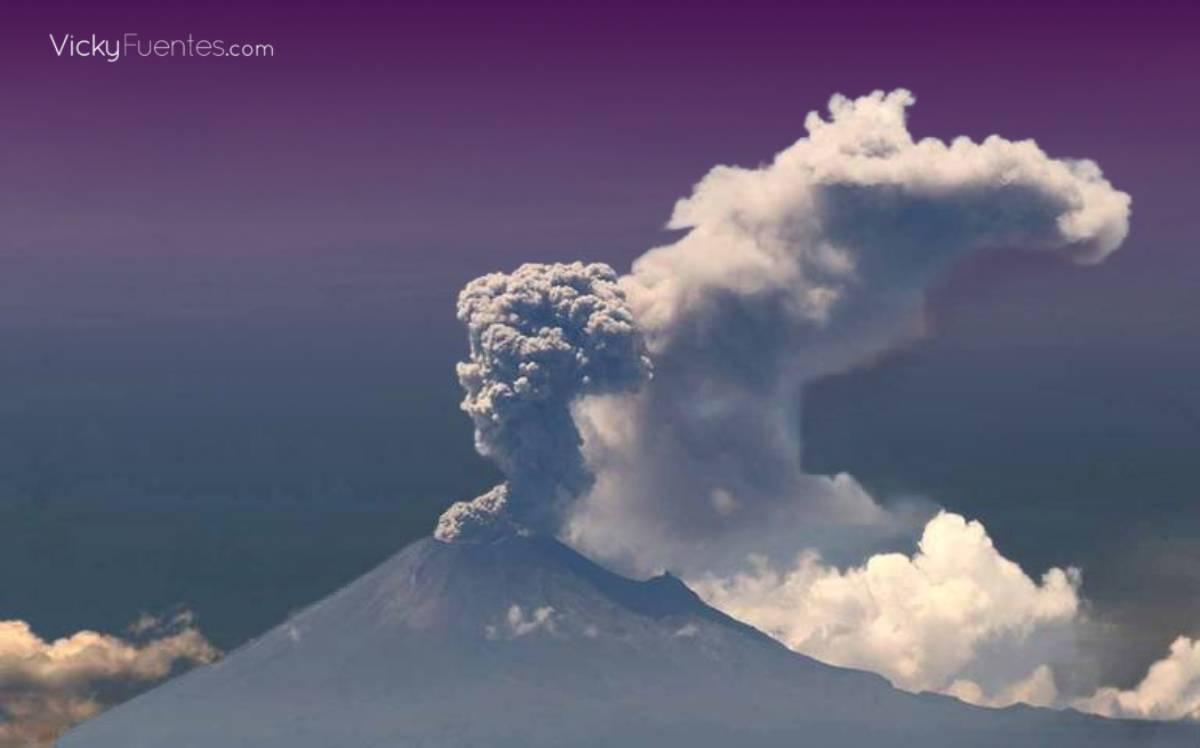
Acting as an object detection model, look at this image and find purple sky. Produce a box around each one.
[2,0,1199,682]
[5,1,1197,272]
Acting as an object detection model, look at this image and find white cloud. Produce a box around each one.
[695,511,1200,721]
[0,616,217,746]
[694,513,1081,702]
[485,605,557,640]
[1076,637,1200,721]
[947,665,1060,709]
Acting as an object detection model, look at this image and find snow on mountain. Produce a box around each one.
[63,534,1197,747]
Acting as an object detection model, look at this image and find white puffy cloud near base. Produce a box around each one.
[695,511,1200,721]
[694,513,1081,703]
[0,615,218,746]
[946,664,1060,709]
[1075,637,1200,720]
[484,605,557,640]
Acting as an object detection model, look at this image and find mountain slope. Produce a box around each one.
[64,535,1197,747]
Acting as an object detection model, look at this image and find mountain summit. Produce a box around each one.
[64,534,1196,747]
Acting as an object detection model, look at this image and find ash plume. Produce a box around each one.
[432,90,1154,717]
[436,262,650,541]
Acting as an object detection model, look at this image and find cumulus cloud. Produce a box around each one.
[696,510,1200,720]
[0,615,217,746]
[694,512,1081,702]
[436,262,650,541]
[1076,637,1200,720]
[565,88,1130,573]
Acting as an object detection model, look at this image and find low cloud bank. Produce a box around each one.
[1076,637,1200,720]
[695,513,1081,704]
[0,613,217,746]
[699,511,1200,720]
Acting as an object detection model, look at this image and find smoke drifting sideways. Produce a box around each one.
[437,89,1130,564]
[424,89,1183,715]
[565,89,1131,573]
[435,262,650,542]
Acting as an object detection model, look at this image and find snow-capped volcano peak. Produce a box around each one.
[64,534,1197,747]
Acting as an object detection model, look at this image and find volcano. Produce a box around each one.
[64,534,1196,747]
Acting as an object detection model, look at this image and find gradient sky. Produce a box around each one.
[2,0,1198,687]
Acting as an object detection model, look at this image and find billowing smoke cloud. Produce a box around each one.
[0,613,217,746]
[434,89,1166,717]
[566,88,1131,572]
[436,262,650,541]
[695,512,1082,705]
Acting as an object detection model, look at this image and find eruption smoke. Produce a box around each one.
[435,262,650,541]
[439,90,1131,555]
[428,88,1179,717]
[566,89,1131,571]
